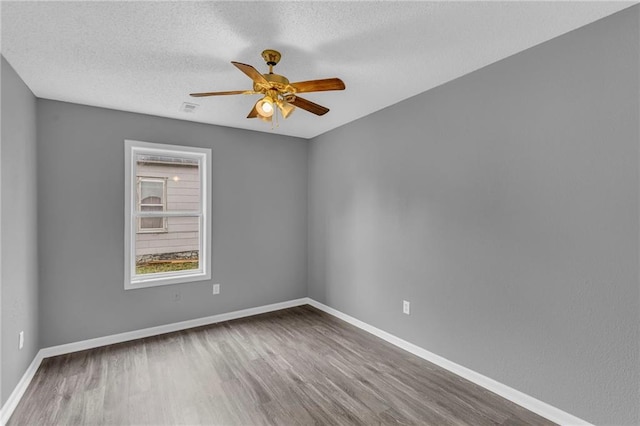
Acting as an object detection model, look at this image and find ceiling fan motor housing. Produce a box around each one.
[253,73,292,94]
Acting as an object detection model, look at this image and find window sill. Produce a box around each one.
[125,270,210,290]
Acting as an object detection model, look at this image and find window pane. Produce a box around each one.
[137,154,200,212]
[141,205,164,212]
[134,216,200,276]
[139,205,165,231]
[140,181,164,201]
[141,196,162,205]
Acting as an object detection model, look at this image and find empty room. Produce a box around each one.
[1,2,639,425]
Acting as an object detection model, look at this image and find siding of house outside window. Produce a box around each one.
[135,161,200,260]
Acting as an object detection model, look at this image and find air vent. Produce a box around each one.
[180,102,199,113]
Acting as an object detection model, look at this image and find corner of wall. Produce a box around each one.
[0,55,40,410]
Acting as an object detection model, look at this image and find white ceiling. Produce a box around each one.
[1,1,635,139]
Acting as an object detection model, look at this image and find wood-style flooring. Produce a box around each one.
[9,305,555,425]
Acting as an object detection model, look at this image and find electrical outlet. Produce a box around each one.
[19,331,24,349]
[403,300,410,315]
[213,284,220,295]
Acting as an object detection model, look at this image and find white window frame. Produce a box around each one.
[137,177,168,233]
[124,140,211,290]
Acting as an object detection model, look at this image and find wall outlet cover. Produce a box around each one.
[403,300,410,315]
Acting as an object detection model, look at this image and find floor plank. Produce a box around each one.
[8,305,556,425]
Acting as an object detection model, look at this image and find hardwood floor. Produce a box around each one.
[9,305,555,425]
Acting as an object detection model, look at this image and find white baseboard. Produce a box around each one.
[2,297,590,426]
[306,298,591,426]
[0,351,45,426]
[40,298,309,358]
[1,297,308,425]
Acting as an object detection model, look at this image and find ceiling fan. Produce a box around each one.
[190,49,345,122]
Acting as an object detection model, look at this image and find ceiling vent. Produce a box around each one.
[180,102,199,113]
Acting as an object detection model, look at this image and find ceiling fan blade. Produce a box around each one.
[231,61,269,85]
[287,96,330,116]
[290,78,345,93]
[190,90,253,97]
[247,105,259,119]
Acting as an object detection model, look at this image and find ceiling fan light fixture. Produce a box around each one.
[276,100,295,119]
[255,96,274,117]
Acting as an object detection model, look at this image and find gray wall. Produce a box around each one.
[3,6,639,424]
[37,100,308,348]
[1,57,39,406]
[308,7,639,426]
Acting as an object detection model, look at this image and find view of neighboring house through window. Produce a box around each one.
[125,140,211,289]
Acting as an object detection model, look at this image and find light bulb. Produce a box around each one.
[255,97,274,118]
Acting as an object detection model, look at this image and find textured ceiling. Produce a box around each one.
[1,1,635,139]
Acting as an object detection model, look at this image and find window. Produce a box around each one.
[124,140,211,289]
[137,178,167,232]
